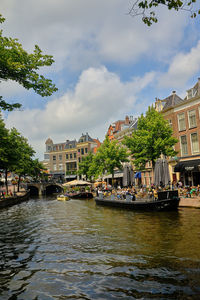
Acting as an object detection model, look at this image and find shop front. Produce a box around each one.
[174,159,200,186]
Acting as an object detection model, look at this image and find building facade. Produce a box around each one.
[106,116,136,141]
[156,78,200,186]
[44,133,100,181]
[104,116,138,187]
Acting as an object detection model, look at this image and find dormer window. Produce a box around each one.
[187,86,198,99]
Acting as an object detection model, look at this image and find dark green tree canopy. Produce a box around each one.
[92,136,129,182]
[78,152,94,180]
[123,106,178,169]
[129,0,200,26]
[0,14,57,111]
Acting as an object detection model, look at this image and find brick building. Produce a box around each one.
[155,78,200,186]
[106,116,135,141]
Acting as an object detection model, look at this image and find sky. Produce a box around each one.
[1,0,200,160]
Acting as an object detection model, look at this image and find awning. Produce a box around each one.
[134,172,141,179]
[103,172,123,179]
[174,159,200,172]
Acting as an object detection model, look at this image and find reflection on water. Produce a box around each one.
[0,197,200,299]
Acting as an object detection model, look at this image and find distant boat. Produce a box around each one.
[57,194,69,201]
[95,190,180,211]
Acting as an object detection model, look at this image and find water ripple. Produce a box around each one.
[0,198,200,299]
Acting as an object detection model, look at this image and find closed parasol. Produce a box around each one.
[154,158,170,187]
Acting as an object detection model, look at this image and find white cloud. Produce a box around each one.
[5,67,155,159]
[1,0,187,71]
[158,41,200,89]
[0,80,25,97]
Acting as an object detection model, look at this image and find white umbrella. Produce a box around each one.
[62,179,92,187]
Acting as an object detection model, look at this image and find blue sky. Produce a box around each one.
[1,0,200,160]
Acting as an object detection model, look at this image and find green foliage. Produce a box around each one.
[129,0,199,26]
[0,14,57,111]
[0,114,44,191]
[123,106,178,169]
[92,136,129,182]
[78,152,94,180]
[29,159,45,181]
[0,114,9,168]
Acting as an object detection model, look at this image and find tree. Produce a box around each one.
[0,114,10,193]
[123,106,178,170]
[29,159,46,182]
[78,152,94,180]
[128,0,200,26]
[10,128,35,191]
[0,15,57,111]
[0,123,35,193]
[92,136,129,186]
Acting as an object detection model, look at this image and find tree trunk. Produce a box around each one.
[5,169,8,195]
[112,173,114,187]
[152,160,155,185]
[17,175,21,192]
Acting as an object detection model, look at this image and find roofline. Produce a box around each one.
[161,94,200,113]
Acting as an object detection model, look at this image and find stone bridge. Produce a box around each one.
[27,182,64,196]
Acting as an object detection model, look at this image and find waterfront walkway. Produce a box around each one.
[179,196,200,208]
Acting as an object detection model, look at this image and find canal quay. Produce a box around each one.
[0,196,200,299]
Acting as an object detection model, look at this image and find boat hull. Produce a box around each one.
[57,195,69,201]
[68,192,93,199]
[95,197,180,211]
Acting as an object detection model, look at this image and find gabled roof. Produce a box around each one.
[65,140,77,149]
[162,92,184,111]
[78,133,94,143]
[45,138,53,144]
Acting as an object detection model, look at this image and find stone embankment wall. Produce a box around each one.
[179,197,200,208]
[0,191,29,209]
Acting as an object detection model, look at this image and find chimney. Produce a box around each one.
[125,115,129,125]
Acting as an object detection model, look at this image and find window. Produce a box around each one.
[44,154,49,160]
[188,110,196,128]
[53,155,56,161]
[78,149,80,153]
[66,154,68,160]
[59,164,63,170]
[47,146,51,151]
[168,119,172,128]
[59,145,62,150]
[53,164,57,171]
[191,133,199,154]
[59,154,62,160]
[70,153,73,159]
[78,157,81,163]
[53,146,56,151]
[81,148,84,155]
[85,148,88,154]
[178,113,186,131]
[74,153,76,159]
[180,135,188,156]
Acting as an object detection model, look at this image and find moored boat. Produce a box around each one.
[95,190,180,211]
[67,191,93,199]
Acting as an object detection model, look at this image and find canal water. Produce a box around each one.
[0,197,200,299]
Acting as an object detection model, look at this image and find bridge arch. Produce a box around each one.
[45,184,63,195]
[28,185,39,196]
[27,182,64,196]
